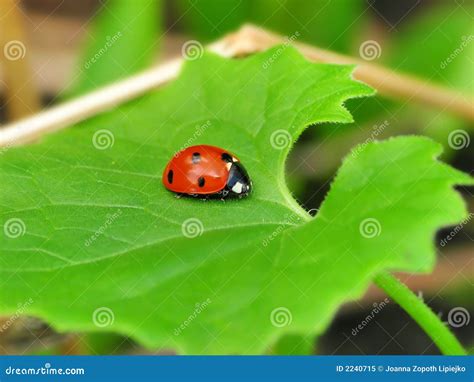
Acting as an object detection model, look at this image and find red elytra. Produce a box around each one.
[162,145,252,198]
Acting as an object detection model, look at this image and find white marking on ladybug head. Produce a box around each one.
[232,182,243,194]
[225,162,232,171]
[232,156,238,162]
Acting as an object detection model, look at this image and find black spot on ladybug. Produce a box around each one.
[221,153,232,163]
[167,170,174,184]
[198,177,205,187]
[192,152,201,164]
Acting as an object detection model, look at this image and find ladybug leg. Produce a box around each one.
[174,193,182,199]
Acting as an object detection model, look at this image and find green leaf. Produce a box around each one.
[309,3,474,178]
[67,0,162,97]
[175,0,251,41]
[0,47,471,354]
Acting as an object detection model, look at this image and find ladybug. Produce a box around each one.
[163,145,252,199]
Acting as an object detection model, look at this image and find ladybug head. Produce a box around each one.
[226,162,252,197]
